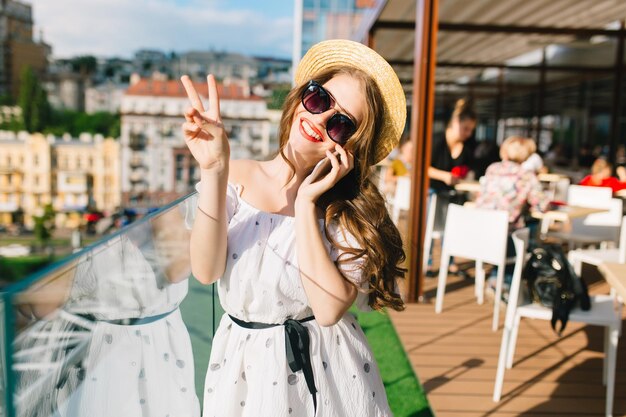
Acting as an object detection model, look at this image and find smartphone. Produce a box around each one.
[310,152,341,182]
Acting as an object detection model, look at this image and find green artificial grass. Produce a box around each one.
[0,255,58,283]
[352,308,434,417]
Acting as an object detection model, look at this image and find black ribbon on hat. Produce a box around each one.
[228,314,318,415]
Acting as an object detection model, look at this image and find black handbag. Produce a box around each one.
[522,244,591,335]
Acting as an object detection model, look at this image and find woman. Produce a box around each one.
[476,136,550,293]
[426,99,477,274]
[182,40,406,416]
[476,136,549,230]
[579,158,626,193]
[428,98,476,192]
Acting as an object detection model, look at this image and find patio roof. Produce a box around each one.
[357,0,626,96]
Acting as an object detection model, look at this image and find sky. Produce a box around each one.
[29,0,295,59]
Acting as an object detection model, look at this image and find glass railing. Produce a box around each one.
[0,191,221,417]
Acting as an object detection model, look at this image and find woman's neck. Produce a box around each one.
[263,151,313,190]
[445,128,460,145]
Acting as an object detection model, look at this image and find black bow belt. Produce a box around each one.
[228,314,318,415]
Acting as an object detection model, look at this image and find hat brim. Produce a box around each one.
[295,39,406,164]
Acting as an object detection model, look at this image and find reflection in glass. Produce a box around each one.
[10,203,200,417]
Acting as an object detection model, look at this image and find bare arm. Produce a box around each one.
[181,75,230,284]
[428,166,457,186]
[295,146,358,326]
[295,200,357,326]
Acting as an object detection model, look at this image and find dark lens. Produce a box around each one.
[302,83,330,114]
[327,114,356,145]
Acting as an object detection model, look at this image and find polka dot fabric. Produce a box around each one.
[198,183,392,416]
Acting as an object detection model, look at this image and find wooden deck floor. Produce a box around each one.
[390,239,626,416]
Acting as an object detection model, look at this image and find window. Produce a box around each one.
[34,155,39,166]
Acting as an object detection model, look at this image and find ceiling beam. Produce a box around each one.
[372,20,626,37]
[388,59,613,73]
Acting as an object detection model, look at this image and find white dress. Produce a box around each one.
[194,183,393,417]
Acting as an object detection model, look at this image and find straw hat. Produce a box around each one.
[295,39,407,164]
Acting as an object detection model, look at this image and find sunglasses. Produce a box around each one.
[301,80,357,146]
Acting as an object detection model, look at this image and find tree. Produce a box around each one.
[18,66,51,133]
[267,86,291,110]
[70,55,97,76]
[33,204,56,251]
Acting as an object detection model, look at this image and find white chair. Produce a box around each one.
[391,176,411,224]
[567,184,613,206]
[493,229,623,417]
[544,185,618,246]
[550,198,623,249]
[435,204,509,331]
[422,193,443,272]
[568,215,626,277]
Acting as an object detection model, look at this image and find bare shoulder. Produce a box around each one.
[229,159,260,187]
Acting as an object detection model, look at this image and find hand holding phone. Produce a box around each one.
[309,151,341,182]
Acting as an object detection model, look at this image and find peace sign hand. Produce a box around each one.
[181,74,230,173]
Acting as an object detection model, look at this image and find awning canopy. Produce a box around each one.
[357,0,626,103]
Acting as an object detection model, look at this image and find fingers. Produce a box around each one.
[181,75,205,113]
[326,149,340,172]
[334,144,353,171]
[182,122,201,139]
[207,74,222,122]
[185,107,204,126]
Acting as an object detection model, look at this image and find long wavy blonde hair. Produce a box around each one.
[278,66,406,311]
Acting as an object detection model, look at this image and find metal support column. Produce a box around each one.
[535,48,547,142]
[609,20,625,166]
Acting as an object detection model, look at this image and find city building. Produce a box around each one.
[44,72,89,111]
[133,49,170,78]
[85,81,126,114]
[173,51,259,82]
[292,0,376,73]
[0,0,50,100]
[120,78,273,207]
[0,130,120,228]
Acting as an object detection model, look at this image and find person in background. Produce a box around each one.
[427,98,477,275]
[428,98,476,192]
[579,158,626,193]
[476,136,550,296]
[383,133,413,196]
[476,136,550,230]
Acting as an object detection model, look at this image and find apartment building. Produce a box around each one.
[0,131,120,228]
[120,78,272,207]
[0,0,49,99]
